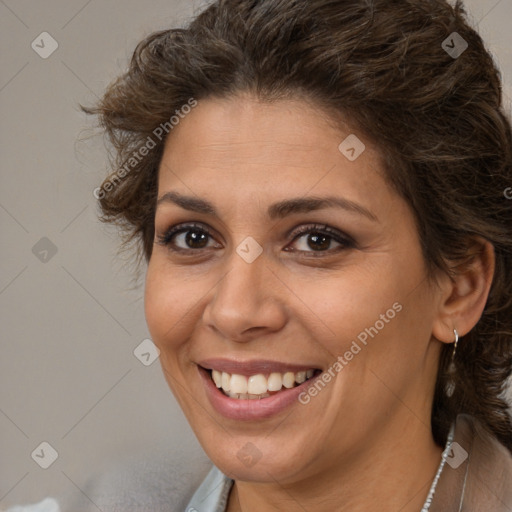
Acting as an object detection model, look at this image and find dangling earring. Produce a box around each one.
[445,329,458,397]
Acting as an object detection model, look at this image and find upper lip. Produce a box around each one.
[198,358,320,376]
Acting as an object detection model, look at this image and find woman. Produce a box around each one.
[11,0,511,510]
[90,0,512,510]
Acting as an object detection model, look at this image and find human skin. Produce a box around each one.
[144,95,494,511]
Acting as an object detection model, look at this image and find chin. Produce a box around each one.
[195,429,316,484]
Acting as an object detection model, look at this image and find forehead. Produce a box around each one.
[157,95,391,215]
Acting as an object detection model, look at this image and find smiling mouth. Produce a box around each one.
[206,368,322,399]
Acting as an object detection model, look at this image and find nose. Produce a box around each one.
[202,249,288,343]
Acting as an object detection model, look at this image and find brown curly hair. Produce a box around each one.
[83,0,512,452]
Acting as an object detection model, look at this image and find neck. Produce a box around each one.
[227,416,443,512]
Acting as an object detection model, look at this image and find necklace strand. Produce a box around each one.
[420,424,456,511]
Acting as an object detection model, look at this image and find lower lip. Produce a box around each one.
[198,366,319,421]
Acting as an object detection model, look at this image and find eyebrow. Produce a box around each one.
[156,191,378,222]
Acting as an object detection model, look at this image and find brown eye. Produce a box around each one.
[181,229,209,249]
[286,224,355,255]
[157,223,220,252]
[297,232,333,251]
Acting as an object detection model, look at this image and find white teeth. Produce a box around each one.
[227,391,271,399]
[210,368,318,399]
[212,370,222,388]
[248,374,267,395]
[282,371,295,388]
[230,374,248,394]
[221,372,231,391]
[295,371,307,384]
[267,372,283,392]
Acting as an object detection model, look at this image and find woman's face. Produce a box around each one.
[145,95,444,483]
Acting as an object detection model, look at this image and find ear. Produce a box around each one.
[432,237,495,344]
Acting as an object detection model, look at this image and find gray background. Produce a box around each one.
[1,0,511,510]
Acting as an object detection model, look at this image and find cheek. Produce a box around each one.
[309,256,431,370]
[308,266,402,345]
[144,259,191,351]
[144,265,167,343]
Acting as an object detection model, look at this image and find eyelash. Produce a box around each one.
[156,222,355,257]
